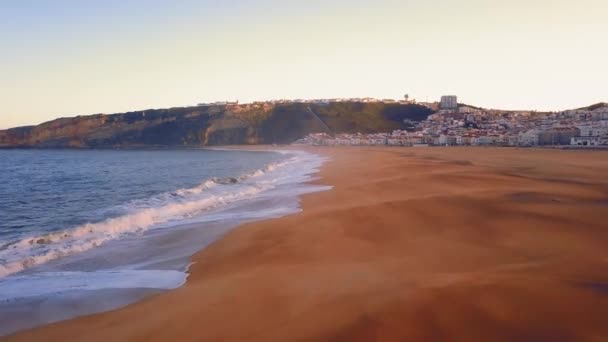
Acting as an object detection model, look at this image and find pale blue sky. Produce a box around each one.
[1,0,607,128]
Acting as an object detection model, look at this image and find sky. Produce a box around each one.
[0,0,607,128]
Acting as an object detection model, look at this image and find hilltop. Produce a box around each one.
[0,101,433,148]
[578,102,607,111]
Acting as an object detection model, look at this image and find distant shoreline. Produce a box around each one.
[2,143,608,151]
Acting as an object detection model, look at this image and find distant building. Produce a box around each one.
[571,136,602,146]
[458,105,481,114]
[440,96,458,110]
[197,100,238,107]
[518,129,540,146]
[538,127,580,145]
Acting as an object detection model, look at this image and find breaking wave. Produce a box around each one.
[0,150,326,278]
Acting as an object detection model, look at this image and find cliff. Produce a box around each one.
[0,102,433,148]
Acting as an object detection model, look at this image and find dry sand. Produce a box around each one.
[5,147,608,342]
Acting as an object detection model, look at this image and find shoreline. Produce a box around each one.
[0,147,329,337]
[5,147,608,341]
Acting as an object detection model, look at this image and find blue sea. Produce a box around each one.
[0,148,329,335]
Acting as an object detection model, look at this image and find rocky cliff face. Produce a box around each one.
[0,102,432,148]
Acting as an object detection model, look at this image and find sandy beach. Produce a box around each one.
[5,147,608,342]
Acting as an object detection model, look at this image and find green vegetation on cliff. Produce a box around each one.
[313,102,430,133]
[0,102,433,148]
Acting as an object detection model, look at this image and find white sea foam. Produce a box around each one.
[0,150,329,278]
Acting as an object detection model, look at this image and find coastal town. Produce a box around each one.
[292,96,608,148]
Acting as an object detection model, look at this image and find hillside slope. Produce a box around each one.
[0,102,432,148]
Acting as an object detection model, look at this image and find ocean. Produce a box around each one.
[0,148,329,335]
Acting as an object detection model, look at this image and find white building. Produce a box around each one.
[459,106,481,115]
[576,125,608,137]
[571,136,602,146]
[518,129,540,146]
[440,96,458,110]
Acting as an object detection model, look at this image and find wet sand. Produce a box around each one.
[5,147,608,341]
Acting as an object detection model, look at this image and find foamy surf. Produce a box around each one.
[0,150,329,278]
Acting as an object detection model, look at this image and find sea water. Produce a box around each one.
[0,148,330,335]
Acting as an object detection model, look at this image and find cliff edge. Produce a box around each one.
[0,102,432,148]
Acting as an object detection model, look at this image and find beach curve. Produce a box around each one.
[4,146,608,342]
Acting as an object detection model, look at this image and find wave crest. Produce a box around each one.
[0,151,324,278]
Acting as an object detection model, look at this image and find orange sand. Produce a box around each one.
[5,147,608,341]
